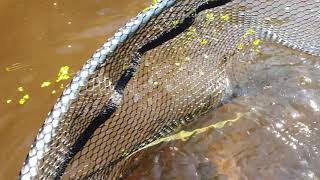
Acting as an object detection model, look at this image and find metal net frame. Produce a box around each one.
[19,0,320,179]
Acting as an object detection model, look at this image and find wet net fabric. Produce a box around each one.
[19,0,320,179]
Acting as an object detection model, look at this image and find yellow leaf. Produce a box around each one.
[220,14,230,21]
[18,87,24,92]
[56,66,70,82]
[19,98,26,105]
[186,26,196,36]
[151,0,157,5]
[206,12,215,21]
[253,39,261,46]
[41,81,51,88]
[6,100,12,104]
[51,90,56,94]
[172,20,181,26]
[122,64,129,71]
[199,39,208,46]
[125,112,247,160]
[143,7,150,12]
[143,0,157,12]
[246,28,255,35]
[238,43,244,50]
[23,94,30,100]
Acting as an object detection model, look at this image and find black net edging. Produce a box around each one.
[58,1,232,177]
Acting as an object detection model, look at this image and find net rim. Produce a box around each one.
[19,0,177,179]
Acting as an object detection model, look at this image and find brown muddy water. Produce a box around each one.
[1,1,320,180]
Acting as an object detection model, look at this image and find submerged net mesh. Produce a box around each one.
[19,0,320,179]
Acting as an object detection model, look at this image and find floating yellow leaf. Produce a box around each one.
[238,43,244,50]
[206,12,215,21]
[253,39,261,46]
[143,0,158,12]
[122,64,129,71]
[186,26,196,36]
[143,7,150,12]
[51,90,56,94]
[23,94,30,100]
[151,0,157,5]
[6,100,12,104]
[220,14,230,21]
[41,81,51,88]
[126,112,247,159]
[246,28,255,35]
[199,39,208,46]
[19,98,26,105]
[173,20,181,26]
[18,94,30,105]
[60,84,64,89]
[56,66,70,82]
[18,87,24,92]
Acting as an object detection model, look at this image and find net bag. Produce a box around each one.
[19,0,320,179]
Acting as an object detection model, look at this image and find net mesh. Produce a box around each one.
[19,0,320,179]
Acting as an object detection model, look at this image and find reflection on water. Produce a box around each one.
[0,0,148,179]
[127,44,320,180]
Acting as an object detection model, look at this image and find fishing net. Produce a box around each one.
[19,0,320,179]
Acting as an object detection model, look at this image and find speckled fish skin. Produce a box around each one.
[18,0,176,179]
